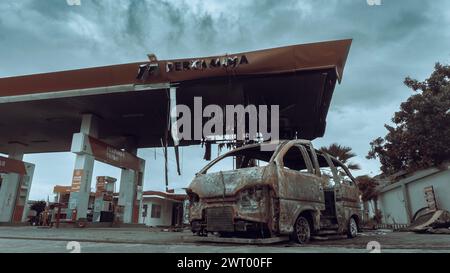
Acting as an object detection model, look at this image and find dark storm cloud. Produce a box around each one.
[0,0,449,198]
[122,0,187,47]
[4,0,440,106]
[293,0,443,108]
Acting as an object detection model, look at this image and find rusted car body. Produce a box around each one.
[187,140,363,243]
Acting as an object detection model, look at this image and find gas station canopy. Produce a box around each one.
[0,39,351,154]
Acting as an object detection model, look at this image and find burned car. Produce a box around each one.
[186,139,363,244]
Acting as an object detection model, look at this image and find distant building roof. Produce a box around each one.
[53,185,71,193]
[54,185,187,201]
[142,190,186,202]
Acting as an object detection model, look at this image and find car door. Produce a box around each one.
[275,143,325,233]
[330,159,361,232]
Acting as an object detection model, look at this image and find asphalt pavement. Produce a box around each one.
[0,226,449,253]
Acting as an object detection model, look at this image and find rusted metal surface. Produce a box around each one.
[0,39,351,98]
[0,62,143,97]
[187,139,363,242]
[206,207,235,232]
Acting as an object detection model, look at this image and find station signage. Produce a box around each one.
[88,136,143,171]
[71,169,83,192]
[165,55,249,73]
[71,133,144,172]
[138,54,250,80]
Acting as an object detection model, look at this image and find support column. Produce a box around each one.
[0,152,25,223]
[118,146,144,224]
[67,114,98,221]
[118,168,136,224]
[9,152,24,161]
[20,162,35,222]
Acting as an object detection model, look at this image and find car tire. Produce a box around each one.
[347,217,358,238]
[294,216,311,244]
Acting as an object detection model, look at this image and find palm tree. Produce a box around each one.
[319,143,361,170]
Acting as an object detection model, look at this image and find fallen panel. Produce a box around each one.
[409,210,450,232]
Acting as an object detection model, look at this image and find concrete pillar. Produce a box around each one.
[67,154,95,220]
[0,173,21,222]
[118,146,140,224]
[0,152,24,222]
[67,114,98,221]
[20,163,35,222]
[118,168,136,224]
[9,152,24,161]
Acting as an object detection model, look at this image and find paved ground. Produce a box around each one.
[0,226,449,253]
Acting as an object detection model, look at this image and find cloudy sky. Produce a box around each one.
[1,0,449,200]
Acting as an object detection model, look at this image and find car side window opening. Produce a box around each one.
[317,154,336,188]
[282,146,312,173]
[333,161,354,186]
[204,156,236,174]
[304,146,319,174]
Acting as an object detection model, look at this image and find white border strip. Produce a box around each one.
[0,83,170,103]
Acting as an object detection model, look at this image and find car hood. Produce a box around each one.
[188,165,276,198]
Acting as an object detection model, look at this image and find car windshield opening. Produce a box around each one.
[201,145,274,174]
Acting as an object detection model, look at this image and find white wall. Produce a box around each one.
[407,168,450,214]
[139,197,173,227]
[379,186,408,224]
[378,166,450,225]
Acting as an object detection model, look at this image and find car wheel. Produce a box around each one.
[347,217,358,238]
[294,216,311,244]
